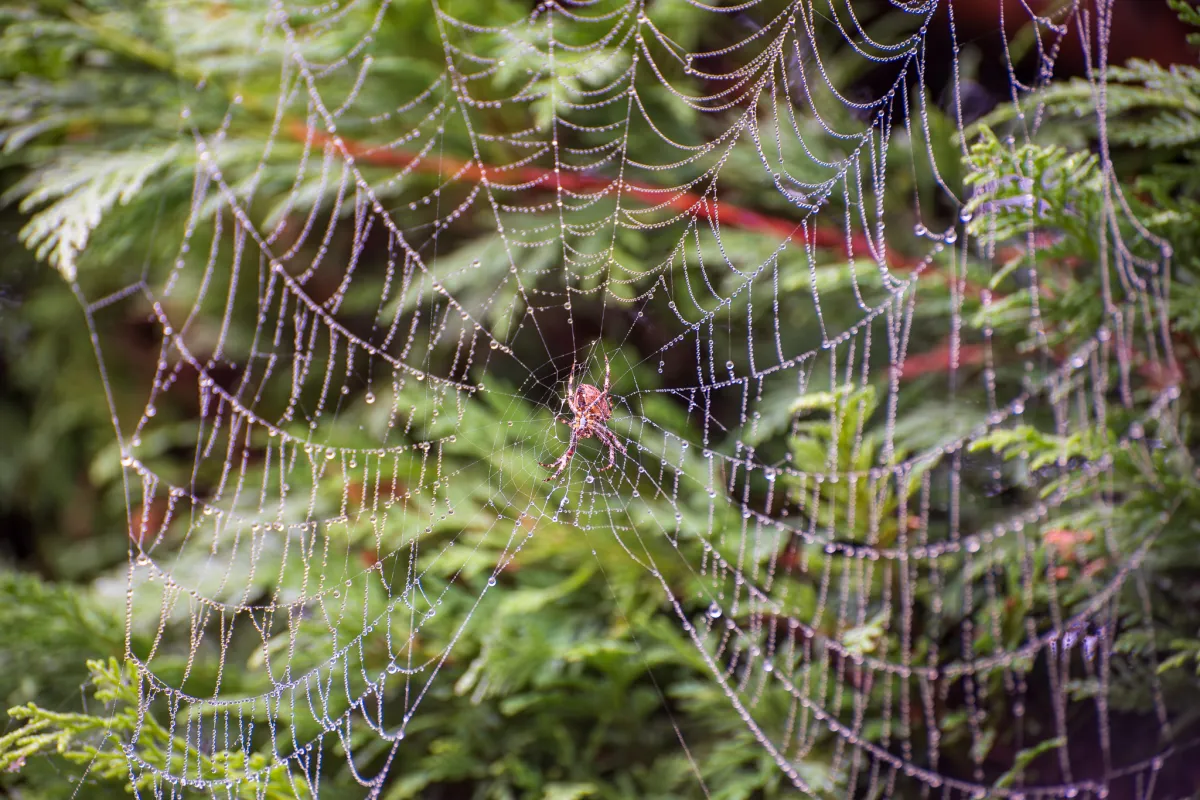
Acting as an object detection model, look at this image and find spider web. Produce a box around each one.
[64,0,1185,796]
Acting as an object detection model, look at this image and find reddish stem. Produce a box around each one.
[899,340,988,382]
[287,124,1020,379]
[289,121,921,270]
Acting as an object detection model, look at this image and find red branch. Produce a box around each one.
[899,341,988,382]
[287,124,1010,379]
[289,121,921,270]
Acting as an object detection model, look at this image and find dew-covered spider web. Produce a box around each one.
[66,0,1188,796]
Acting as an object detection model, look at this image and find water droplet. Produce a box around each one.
[487,576,497,587]
[365,392,376,404]
[707,602,722,619]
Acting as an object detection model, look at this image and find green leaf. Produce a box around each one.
[841,613,887,657]
[993,737,1066,789]
[5,145,180,280]
[541,782,597,800]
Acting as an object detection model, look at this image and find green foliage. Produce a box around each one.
[970,58,1200,150]
[0,572,124,708]
[963,127,1104,256]
[955,0,1200,729]
[1170,0,1200,48]
[0,658,307,799]
[784,384,929,547]
[5,145,180,279]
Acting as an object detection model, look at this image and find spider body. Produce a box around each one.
[541,356,626,481]
[571,383,613,430]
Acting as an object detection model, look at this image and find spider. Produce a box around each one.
[541,356,627,481]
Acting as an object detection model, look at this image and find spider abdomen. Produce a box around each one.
[573,384,612,422]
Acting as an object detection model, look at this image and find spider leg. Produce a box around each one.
[566,362,579,416]
[600,440,616,471]
[539,442,572,471]
[541,431,578,481]
[596,427,626,471]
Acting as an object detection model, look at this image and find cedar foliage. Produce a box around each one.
[2,1,1199,798]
